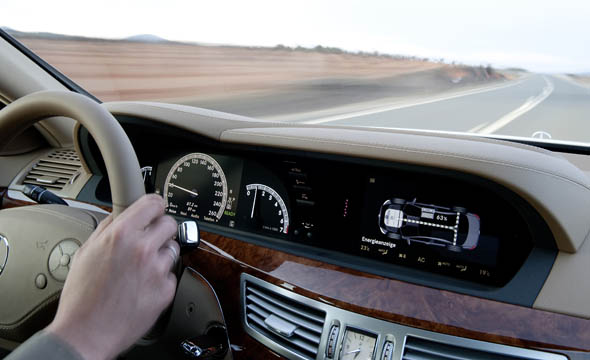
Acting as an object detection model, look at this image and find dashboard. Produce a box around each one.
[154,149,538,288]
[6,102,582,359]
[79,117,557,305]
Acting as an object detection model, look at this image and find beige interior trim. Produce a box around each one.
[220,127,590,253]
[104,101,565,157]
[0,205,102,341]
[0,37,75,148]
[0,148,49,188]
[72,123,91,174]
[0,38,63,101]
[105,101,288,140]
[104,101,590,318]
[0,127,48,156]
[534,231,590,318]
[0,91,144,216]
[7,148,91,201]
[105,101,590,253]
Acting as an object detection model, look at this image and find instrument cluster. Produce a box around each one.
[153,148,539,288]
[78,119,554,301]
[156,152,292,238]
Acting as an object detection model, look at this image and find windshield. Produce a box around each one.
[3,1,590,145]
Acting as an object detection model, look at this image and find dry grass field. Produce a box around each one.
[17,37,463,102]
[11,34,507,120]
[568,74,590,87]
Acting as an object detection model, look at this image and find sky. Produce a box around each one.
[2,0,589,73]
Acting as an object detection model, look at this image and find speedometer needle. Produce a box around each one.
[345,349,361,355]
[169,183,199,197]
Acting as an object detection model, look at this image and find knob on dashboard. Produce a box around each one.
[381,341,394,360]
[178,221,201,250]
[325,324,340,359]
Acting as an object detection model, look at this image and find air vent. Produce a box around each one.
[244,281,326,360]
[22,149,81,190]
[403,336,542,360]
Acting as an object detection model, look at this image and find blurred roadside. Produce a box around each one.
[12,31,508,119]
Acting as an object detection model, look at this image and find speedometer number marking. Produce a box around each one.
[163,153,228,223]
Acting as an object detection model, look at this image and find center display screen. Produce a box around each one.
[359,174,531,286]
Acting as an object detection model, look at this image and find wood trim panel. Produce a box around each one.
[1,191,31,209]
[2,191,588,356]
[187,232,590,356]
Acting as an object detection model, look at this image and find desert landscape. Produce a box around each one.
[567,74,590,87]
[11,31,505,119]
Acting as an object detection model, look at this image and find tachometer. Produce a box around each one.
[163,153,228,222]
[245,184,289,234]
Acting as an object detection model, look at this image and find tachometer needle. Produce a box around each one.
[250,187,258,218]
[169,183,199,197]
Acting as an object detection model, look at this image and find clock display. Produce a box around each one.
[340,328,377,360]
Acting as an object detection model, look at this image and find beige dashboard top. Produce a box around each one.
[0,97,586,319]
[105,101,590,254]
[103,101,590,318]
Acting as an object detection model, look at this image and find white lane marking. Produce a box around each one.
[468,121,490,133]
[477,76,554,134]
[302,77,529,125]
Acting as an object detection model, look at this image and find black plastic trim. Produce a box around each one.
[0,29,100,103]
[502,138,590,155]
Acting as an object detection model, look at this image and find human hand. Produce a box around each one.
[47,194,179,360]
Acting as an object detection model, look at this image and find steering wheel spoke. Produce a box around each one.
[0,90,145,341]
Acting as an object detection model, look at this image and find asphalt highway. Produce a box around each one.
[301,74,590,143]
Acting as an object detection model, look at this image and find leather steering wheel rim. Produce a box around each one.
[0,90,145,216]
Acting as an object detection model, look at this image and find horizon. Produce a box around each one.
[2,0,589,74]
[1,27,583,75]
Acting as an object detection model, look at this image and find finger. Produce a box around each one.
[80,214,113,252]
[158,239,180,274]
[95,214,113,233]
[114,194,166,230]
[160,272,178,308]
[144,215,178,251]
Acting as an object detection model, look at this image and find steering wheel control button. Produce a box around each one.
[0,235,8,276]
[59,254,71,267]
[48,239,80,282]
[35,273,47,289]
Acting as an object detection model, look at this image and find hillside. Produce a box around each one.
[7,30,506,117]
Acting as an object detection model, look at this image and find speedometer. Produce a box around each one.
[163,153,228,222]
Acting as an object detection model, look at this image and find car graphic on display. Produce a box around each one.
[378,198,480,252]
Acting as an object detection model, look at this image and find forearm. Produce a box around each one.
[4,331,84,360]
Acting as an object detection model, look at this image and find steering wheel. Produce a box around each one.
[0,90,145,342]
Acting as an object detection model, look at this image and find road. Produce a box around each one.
[294,74,590,143]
